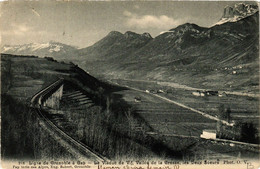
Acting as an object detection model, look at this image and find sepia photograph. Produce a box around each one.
[0,1,259,168]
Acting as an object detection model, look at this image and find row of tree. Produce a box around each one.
[217,104,258,144]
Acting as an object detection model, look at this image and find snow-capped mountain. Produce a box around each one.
[215,3,258,25]
[1,41,78,58]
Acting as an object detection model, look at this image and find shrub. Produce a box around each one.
[240,122,258,144]
[44,57,57,62]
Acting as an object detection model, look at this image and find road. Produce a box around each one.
[113,81,232,126]
[114,84,260,151]
[110,80,260,149]
[115,78,259,98]
[30,78,258,160]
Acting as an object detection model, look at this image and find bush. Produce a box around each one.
[240,122,258,144]
[44,57,57,62]
[217,121,258,144]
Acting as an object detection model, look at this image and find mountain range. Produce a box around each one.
[1,41,78,58]
[1,3,259,92]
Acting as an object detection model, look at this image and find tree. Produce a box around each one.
[240,122,258,144]
[218,104,231,122]
[226,107,231,123]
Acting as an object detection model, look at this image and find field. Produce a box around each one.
[104,78,259,160]
[114,89,215,137]
[110,79,259,126]
[1,54,259,161]
[1,54,73,102]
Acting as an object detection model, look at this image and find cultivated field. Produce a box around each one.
[105,78,259,160]
[2,54,258,160]
[111,79,259,126]
[114,89,215,137]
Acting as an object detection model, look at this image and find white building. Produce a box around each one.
[200,130,217,139]
[192,91,205,97]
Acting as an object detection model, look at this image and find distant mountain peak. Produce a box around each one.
[108,31,123,37]
[167,23,207,35]
[124,31,153,40]
[171,23,200,30]
[1,41,78,57]
[215,2,258,25]
[124,31,139,38]
[142,32,152,39]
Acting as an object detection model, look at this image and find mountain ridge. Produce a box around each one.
[76,31,153,61]
[1,2,259,92]
[75,10,258,92]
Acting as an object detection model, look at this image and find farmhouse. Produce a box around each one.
[200,130,217,139]
[192,90,205,97]
[158,89,164,93]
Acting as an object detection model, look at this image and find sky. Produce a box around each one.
[0,1,258,48]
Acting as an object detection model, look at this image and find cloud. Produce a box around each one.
[123,10,181,29]
[2,23,48,38]
[2,23,31,36]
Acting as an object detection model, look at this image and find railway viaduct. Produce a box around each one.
[30,78,107,161]
[31,78,64,108]
[40,82,63,109]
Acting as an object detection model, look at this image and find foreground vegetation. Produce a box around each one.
[1,54,259,161]
[1,94,74,160]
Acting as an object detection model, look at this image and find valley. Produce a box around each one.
[108,78,259,126]
[2,54,258,161]
[1,1,259,163]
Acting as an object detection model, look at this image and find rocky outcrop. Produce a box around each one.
[216,3,258,25]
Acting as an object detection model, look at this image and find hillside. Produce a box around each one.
[0,54,193,160]
[77,31,153,61]
[75,11,258,92]
[2,3,258,93]
[1,53,113,159]
[1,2,259,161]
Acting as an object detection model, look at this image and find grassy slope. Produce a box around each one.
[1,54,258,161]
[1,54,114,160]
[70,13,259,93]
[0,54,185,160]
[1,54,80,160]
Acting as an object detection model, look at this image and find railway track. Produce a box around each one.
[31,78,64,106]
[36,108,108,161]
[31,78,108,161]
